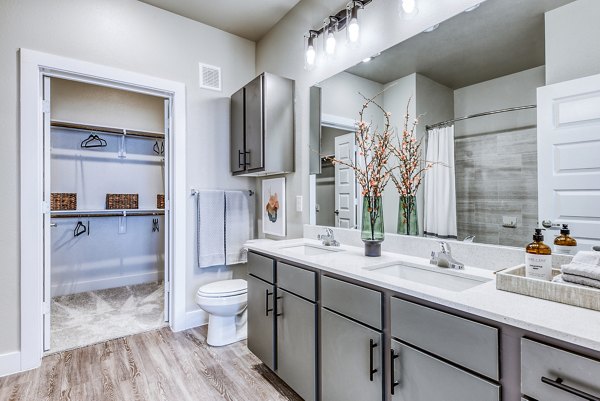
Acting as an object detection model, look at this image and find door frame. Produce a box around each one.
[20,49,188,371]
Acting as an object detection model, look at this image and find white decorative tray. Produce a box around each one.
[496,264,600,312]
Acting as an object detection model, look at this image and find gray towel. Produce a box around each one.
[561,262,600,281]
[560,273,600,289]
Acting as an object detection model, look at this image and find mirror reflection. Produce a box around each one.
[310,0,584,249]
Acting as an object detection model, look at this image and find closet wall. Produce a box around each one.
[50,79,165,296]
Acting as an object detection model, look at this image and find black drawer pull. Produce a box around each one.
[541,377,600,401]
[369,339,378,382]
[245,150,251,166]
[391,349,400,395]
[276,294,283,317]
[238,150,245,168]
[265,290,273,316]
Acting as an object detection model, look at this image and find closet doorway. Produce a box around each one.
[42,77,171,353]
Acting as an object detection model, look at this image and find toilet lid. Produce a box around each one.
[197,279,247,297]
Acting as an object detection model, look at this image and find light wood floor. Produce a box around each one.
[0,326,303,401]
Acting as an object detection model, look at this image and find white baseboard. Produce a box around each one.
[0,351,21,378]
[51,271,162,296]
[183,309,208,330]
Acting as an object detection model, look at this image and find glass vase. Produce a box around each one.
[398,195,418,236]
[361,195,384,256]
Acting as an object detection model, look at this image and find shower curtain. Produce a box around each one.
[423,125,457,239]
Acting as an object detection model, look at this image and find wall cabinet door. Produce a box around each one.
[247,274,275,370]
[390,340,500,401]
[321,308,383,401]
[276,289,317,401]
[230,87,245,174]
[244,75,264,171]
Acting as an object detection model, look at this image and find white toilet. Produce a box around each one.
[195,279,248,347]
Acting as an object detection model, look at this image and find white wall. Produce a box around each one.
[545,0,600,85]
[0,0,255,355]
[256,0,484,239]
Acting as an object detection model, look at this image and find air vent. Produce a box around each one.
[199,63,222,91]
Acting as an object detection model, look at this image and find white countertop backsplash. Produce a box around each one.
[244,225,600,352]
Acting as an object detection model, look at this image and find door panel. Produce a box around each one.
[230,88,245,173]
[43,76,52,352]
[276,289,317,401]
[244,75,264,171]
[247,275,275,370]
[391,340,500,401]
[334,133,356,229]
[538,73,600,248]
[321,308,383,401]
[163,98,171,322]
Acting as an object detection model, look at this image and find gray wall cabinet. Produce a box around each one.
[321,308,383,401]
[230,73,295,176]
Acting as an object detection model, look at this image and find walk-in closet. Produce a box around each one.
[46,78,170,353]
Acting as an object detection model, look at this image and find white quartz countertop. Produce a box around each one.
[245,238,600,352]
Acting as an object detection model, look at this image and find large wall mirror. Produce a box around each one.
[309,0,600,252]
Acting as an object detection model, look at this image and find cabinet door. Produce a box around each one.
[276,289,317,401]
[244,75,264,171]
[390,340,500,401]
[230,87,245,173]
[247,275,275,370]
[321,308,383,401]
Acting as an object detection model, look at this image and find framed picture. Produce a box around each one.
[262,177,286,237]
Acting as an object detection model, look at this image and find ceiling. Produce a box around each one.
[346,0,575,89]
[138,0,302,41]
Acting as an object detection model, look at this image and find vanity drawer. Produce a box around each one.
[390,297,499,380]
[521,338,600,401]
[277,262,316,301]
[321,275,382,330]
[247,252,275,283]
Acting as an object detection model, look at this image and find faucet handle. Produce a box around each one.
[439,241,451,254]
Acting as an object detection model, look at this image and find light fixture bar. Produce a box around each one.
[304,0,373,38]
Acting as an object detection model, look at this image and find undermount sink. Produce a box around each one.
[366,262,490,292]
[278,244,343,256]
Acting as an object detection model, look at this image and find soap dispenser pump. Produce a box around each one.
[525,228,552,281]
[554,224,577,255]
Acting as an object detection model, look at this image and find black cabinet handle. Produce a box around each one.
[369,339,378,382]
[238,150,245,168]
[245,150,251,166]
[265,290,273,316]
[391,349,400,395]
[276,293,283,317]
[541,377,600,401]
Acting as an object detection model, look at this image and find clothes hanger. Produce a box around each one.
[153,141,160,155]
[74,221,87,237]
[81,133,107,148]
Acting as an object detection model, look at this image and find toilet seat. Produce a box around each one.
[197,279,247,298]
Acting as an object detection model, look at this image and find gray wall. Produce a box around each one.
[0,0,255,355]
[454,66,544,247]
[545,0,600,85]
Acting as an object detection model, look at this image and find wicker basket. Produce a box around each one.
[157,194,165,209]
[50,193,77,210]
[106,194,139,209]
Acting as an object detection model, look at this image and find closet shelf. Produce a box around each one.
[51,119,165,140]
[51,148,164,163]
[51,209,165,218]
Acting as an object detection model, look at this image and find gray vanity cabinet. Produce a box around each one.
[229,73,295,176]
[247,274,276,370]
[321,308,383,401]
[276,288,317,401]
[390,340,500,401]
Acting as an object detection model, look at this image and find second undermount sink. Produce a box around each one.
[366,262,490,292]
[278,244,343,256]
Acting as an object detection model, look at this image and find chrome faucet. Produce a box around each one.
[318,228,340,247]
[430,241,464,270]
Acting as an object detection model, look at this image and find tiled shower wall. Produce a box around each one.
[454,128,538,248]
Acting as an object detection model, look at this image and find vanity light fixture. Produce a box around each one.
[399,0,419,19]
[324,16,339,55]
[346,1,364,44]
[305,30,319,68]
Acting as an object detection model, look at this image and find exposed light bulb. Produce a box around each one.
[325,31,336,55]
[402,0,417,14]
[348,17,360,43]
[306,43,316,66]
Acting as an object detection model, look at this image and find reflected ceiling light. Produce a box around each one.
[305,30,319,68]
[324,16,338,55]
[465,3,482,12]
[362,57,372,63]
[346,1,363,44]
[400,0,418,19]
[423,23,440,33]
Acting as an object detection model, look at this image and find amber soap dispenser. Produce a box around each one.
[525,228,552,281]
[554,224,577,255]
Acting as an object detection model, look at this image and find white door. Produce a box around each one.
[163,98,171,322]
[334,133,356,229]
[42,75,52,351]
[538,73,600,249]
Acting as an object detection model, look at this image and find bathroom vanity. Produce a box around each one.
[245,234,600,401]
